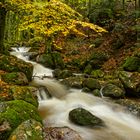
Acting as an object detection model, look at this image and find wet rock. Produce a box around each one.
[0,100,42,139]
[119,71,140,97]
[69,108,104,127]
[36,54,54,68]
[8,119,43,140]
[83,78,101,90]
[36,52,64,69]
[82,87,91,93]
[92,89,101,97]
[53,69,73,79]
[1,72,28,85]
[123,56,140,72]
[44,127,83,140]
[115,99,140,117]
[0,54,33,81]
[61,76,85,89]
[102,83,125,98]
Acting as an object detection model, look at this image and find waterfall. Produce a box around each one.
[11,47,140,140]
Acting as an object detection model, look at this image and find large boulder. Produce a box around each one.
[119,71,140,97]
[36,52,64,69]
[44,127,83,140]
[102,83,125,98]
[0,54,33,81]
[1,72,28,85]
[123,56,140,72]
[69,108,104,127]
[0,80,38,107]
[83,78,101,90]
[0,100,42,139]
[8,119,44,140]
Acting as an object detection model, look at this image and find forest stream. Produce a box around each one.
[10,47,140,140]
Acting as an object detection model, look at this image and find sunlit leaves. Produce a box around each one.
[4,0,107,43]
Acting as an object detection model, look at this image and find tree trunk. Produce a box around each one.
[0,0,7,53]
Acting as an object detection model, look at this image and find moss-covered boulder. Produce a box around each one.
[1,72,28,85]
[53,69,73,79]
[36,52,64,69]
[119,71,140,97]
[36,54,54,68]
[0,81,38,107]
[61,76,85,89]
[11,86,38,107]
[92,89,101,97]
[102,83,125,98]
[52,52,65,69]
[123,57,140,72]
[83,78,101,90]
[8,119,44,140]
[0,54,33,81]
[44,127,83,140]
[69,108,104,127]
[0,100,42,140]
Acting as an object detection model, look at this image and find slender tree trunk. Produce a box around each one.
[0,0,7,53]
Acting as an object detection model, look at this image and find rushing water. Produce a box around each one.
[11,47,140,140]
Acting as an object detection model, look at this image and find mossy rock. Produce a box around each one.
[69,108,104,127]
[92,89,101,97]
[61,76,85,89]
[44,127,82,140]
[36,54,54,68]
[52,52,65,69]
[123,57,140,72]
[83,78,101,90]
[0,54,33,81]
[84,64,92,74]
[36,52,64,69]
[1,72,28,85]
[11,86,38,107]
[91,70,104,78]
[53,69,73,79]
[102,83,125,99]
[0,81,38,107]
[0,100,42,140]
[119,71,140,97]
[8,119,44,140]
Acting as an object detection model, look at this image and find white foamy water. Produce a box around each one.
[11,47,140,140]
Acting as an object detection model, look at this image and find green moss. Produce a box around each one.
[0,100,42,139]
[123,57,140,72]
[8,119,43,140]
[0,54,33,81]
[91,70,104,78]
[1,72,28,85]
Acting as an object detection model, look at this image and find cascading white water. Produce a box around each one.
[11,47,140,140]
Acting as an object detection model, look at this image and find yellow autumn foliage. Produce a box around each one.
[4,0,107,42]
